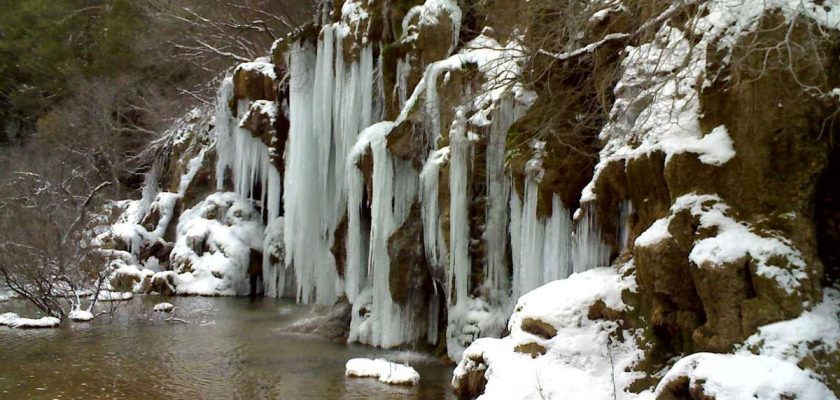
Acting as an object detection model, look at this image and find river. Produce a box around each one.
[0,296,456,399]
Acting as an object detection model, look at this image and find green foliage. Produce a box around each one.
[0,0,147,140]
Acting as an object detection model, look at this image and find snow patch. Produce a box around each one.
[656,353,834,400]
[345,358,420,385]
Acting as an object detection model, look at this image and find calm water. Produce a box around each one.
[0,296,455,399]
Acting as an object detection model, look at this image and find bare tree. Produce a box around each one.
[0,147,114,318]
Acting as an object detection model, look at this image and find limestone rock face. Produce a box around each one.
[232,62,278,102]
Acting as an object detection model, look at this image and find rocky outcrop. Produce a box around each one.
[102,0,840,397]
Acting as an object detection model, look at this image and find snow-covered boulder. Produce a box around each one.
[153,302,174,312]
[68,308,94,322]
[167,192,265,296]
[452,267,645,400]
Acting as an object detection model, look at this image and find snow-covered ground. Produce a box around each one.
[345,358,421,385]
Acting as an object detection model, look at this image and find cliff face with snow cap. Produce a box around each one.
[99,0,840,398]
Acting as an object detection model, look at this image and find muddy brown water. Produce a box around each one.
[0,296,456,399]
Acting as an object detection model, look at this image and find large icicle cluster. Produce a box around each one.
[200,0,645,361]
[282,21,379,305]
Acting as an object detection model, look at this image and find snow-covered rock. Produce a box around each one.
[168,192,264,296]
[452,267,646,400]
[68,308,94,322]
[94,291,134,302]
[345,358,420,386]
[0,313,61,329]
[656,353,834,400]
[153,302,174,312]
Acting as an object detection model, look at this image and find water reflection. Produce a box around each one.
[0,297,455,399]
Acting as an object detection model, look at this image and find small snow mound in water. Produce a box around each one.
[94,291,134,301]
[345,358,420,385]
[68,308,94,322]
[153,302,174,312]
[0,313,60,329]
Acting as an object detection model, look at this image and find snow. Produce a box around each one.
[345,358,420,386]
[96,191,181,262]
[262,217,286,298]
[582,0,840,204]
[654,288,840,399]
[656,353,834,400]
[415,0,462,53]
[740,287,840,363]
[0,312,19,326]
[169,192,264,296]
[235,57,277,80]
[153,302,174,312]
[110,259,155,294]
[68,307,94,322]
[94,291,134,302]
[446,297,509,363]
[636,193,807,294]
[341,0,369,24]
[453,266,647,399]
[0,313,61,329]
[178,149,206,194]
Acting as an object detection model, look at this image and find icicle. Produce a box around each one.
[347,123,422,348]
[420,147,450,272]
[509,183,574,300]
[427,289,441,345]
[619,200,634,251]
[542,195,572,282]
[483,96,513,293]
[516,178,544,298]
[213,75,282,223]
[572,208,612,273]
[284,39,340,305]
[345,163,368,303]
[509,184,523,298]
[214,77,235,192]
[448,108,471,307]
[395,57,412,108]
